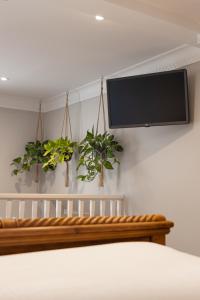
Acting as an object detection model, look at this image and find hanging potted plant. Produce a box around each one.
[42,137,76,187]
[11,103,56,185]
[77,78,123,186]
[42,92,76,187]
[11,140,56,179]
[77,128,123,186]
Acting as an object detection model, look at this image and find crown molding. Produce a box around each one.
[43,43,200,112]
[0,94,40,112]
[1,43,200,113]
[42,81,101,112]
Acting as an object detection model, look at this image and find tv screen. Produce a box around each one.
[107,69,189,128]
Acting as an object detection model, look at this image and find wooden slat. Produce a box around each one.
[19,200,25,219]
[67,200,73,217]
[44,200,50,218]
[89,200,95,216]
[78,200,84,217]
[56,200,62,217]
[100,200,106,216]
[32,201,38,218]
[5,200,12,218]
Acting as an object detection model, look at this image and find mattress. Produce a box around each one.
[0,242,200,300]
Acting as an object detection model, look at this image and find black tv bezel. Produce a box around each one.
[106,69,190,129]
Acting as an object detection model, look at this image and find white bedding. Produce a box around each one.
[0,242,200,300]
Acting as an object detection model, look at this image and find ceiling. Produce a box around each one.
[0,0,198,99]
[107,0,200,32]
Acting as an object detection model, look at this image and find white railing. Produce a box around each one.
[0,194,125,219]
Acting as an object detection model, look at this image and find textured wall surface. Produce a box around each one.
[0,107,38,193]
[0,107,39,217]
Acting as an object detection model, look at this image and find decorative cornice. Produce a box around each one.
[1,43,200,113]
[42,80,102,112]
[0,94,40,112]
[43,44,200,112]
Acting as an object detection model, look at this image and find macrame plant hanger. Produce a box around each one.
[35,101,44,191]
[96,77,106,187]
[61,92,72,187]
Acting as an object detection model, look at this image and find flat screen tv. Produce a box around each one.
[106,69,189,128]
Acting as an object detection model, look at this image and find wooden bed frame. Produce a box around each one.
[0,214,174,255]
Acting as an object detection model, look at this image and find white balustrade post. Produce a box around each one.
[5,200,12,218]
[100,200,106,216]
[89,200,95,216]
[32,200,38,218]
[116,200,122,216]
[78,200,84,217]
[67,200,73,217]
[56,200,62,217]
[110,200,116,216]
[44,200,50,218]
[19,200,25,218]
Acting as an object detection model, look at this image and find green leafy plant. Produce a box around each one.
[11,140,56,176]
[42,137,76,169]
[77,129,123,185]
[43,137,77,187]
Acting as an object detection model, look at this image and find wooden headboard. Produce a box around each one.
[0,214,174,255]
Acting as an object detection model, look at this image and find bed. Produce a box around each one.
[1,214,200,299]
[1,241,200,300]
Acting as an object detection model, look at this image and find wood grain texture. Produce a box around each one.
[0,215,174,255]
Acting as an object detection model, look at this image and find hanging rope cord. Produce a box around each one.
[36,102,44,142]
[35,101,44,188]
[60,92,73,188]
[61,92,73,140]
[96,77,106,135]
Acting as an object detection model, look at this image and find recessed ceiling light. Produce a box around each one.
[0,76,9,81]
[95,15,104,21]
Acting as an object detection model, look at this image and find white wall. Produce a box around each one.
[42,61,200,256]
[0,107,38,193]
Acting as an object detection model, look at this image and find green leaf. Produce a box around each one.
[12,157,22,164]
[115,145,123,152]
[86,131,94,139]
[106,150,114,158]
[77,175,87,181]
[96,164,101,173]
[103,160,113,170]
[12,169,19,176]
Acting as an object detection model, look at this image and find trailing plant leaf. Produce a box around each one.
[42,137,77,169]
[103,160,113,170]
[77,129,123,182]
[11,140,56,176]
